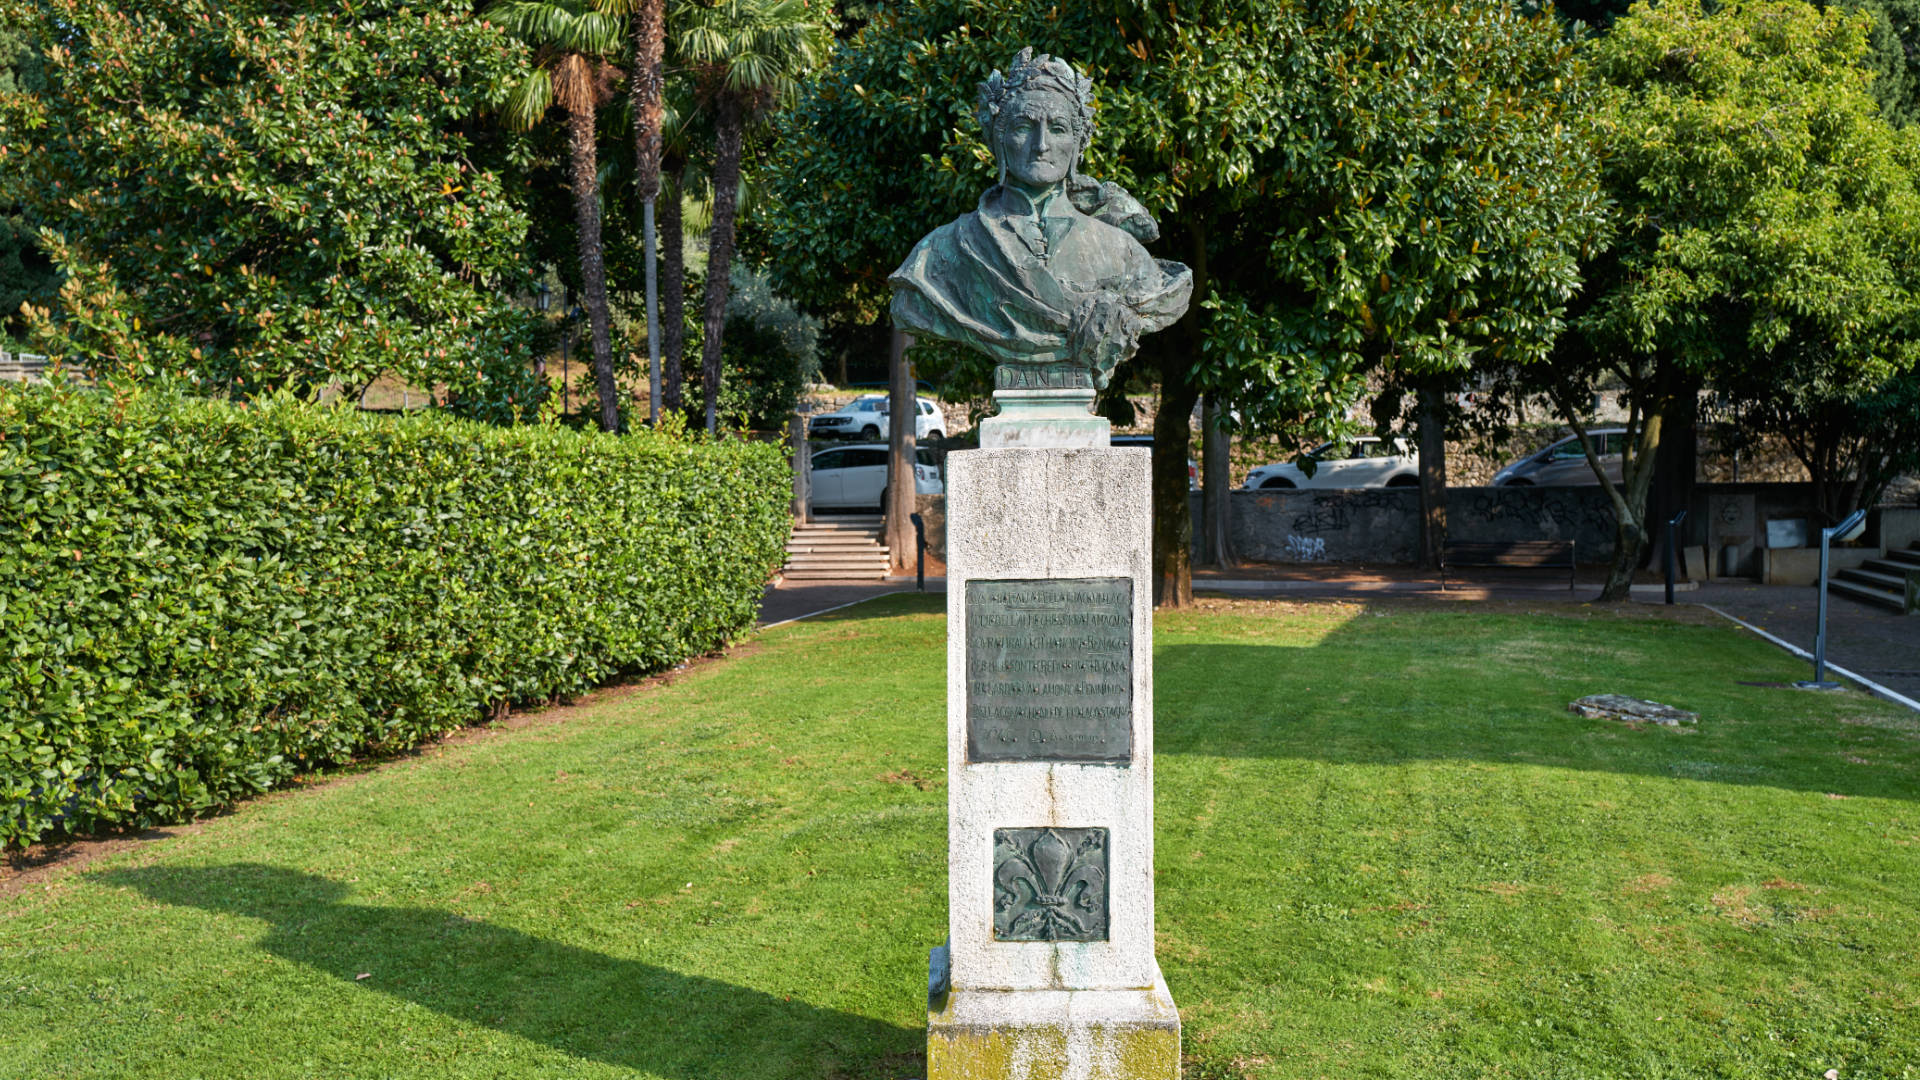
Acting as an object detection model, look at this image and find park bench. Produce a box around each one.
[1440,539,1576,591]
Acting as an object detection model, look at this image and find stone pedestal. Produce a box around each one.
[929,435,1178,1080]
[977,389,1111,449]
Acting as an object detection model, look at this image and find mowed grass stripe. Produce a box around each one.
[2,595,1914,1079]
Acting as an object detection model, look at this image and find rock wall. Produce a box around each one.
[912,481,1863,569]
[1196,486,1621,563]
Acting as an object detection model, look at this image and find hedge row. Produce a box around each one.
[0,383,792,846]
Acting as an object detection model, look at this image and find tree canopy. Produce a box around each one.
[1517,0,1920,595]
[0,0,540,417]
[0,9,50,346]
[764,0,1606,600]
[1850,0,1920,126]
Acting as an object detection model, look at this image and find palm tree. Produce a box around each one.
[671,0,830,433]
[658,103,692,415]
[599,0,667,424]
[493,0,627,433]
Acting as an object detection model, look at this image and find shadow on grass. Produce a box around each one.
[100,863,918,1079]
[1155,632,1920,803]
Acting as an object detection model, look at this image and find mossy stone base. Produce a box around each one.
[978,389,1111,449]
[928,961,1179,1080]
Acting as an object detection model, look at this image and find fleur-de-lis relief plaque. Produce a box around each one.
[992,827,1110,942]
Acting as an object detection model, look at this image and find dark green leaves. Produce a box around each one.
[0,381,791,847]
[0,0,539,399]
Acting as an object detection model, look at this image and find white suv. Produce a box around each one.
[808,394,944,441]
[808,444,944,510]
[1243,437,1419,489]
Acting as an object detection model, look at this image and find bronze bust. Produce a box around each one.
[889,49,1192,395]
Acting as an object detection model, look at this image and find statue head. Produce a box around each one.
[976,48,1096,194]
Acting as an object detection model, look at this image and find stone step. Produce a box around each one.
[805,515,884,526]
[785,560,890,574]
[1839,567,1910,591]
[792,525,883,538]
[781,567,890,581]
[786,541,885,554]
[787,533,885,545]
[1828,577,1907,613]
[793,529,884,542]
[1880,546,1920,569]
[784,552,890,569]
[1858,558,1919,580]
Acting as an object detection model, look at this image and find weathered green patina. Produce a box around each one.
[888,49,1191,395]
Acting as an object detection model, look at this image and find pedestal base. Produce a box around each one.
[977,388,1111,449]
[928,948,1180,1080]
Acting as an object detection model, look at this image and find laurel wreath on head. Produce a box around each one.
[974,47,1096,148]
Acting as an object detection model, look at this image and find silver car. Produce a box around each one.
[807,444,943,510]
[1492,429,1625,486]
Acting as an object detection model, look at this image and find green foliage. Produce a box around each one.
[0,381,791,847]
[0,0,539,399]
[1565,0,1920,523]
[763,0,1604,447]
[1849,0,1920,126]
[668,0,833,105]
[1584,0,1920,372]
[0,11,50,343]
[714,266,821,430]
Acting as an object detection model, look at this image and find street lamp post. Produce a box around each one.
[1664,509,1688,605]
[533,282,551,387]
[1795,508,1869,691]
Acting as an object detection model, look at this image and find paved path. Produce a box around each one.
[757,578,941,626]
[1674,581,1920,702]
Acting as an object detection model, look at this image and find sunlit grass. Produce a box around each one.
[3,595,1915,1079]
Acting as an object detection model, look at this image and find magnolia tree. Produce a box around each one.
[765,0,1604,603]
[0,0,540,418]
[1534,0,1920,599]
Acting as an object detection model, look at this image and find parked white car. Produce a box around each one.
[1243,437,1419,489]
[807,443,944,510]
[1491,429,1625,486]
[808,394,945,441]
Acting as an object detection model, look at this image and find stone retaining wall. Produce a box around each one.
[909,480,1878,569]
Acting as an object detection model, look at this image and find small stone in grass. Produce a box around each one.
[1569,694,1699,727]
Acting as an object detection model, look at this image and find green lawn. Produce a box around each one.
[4,595,1917,1079]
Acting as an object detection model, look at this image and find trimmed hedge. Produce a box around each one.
[0,383,791,846]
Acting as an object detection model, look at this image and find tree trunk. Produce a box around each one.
[886,328,916,575]
[565,100,619,434]
[660,165,685,415]
[641,200,660,423]
[1598,412,1664,601]
[631,0,664,424]
[1153,342,1198,608]
[1201,395,1234,567]
[700,93,745,434]
[1648,386,1697,568]
[1151,220,1209,608]
[1417,387,1448,571]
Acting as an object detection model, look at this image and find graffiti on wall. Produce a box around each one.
[1461,488,1613,542]
[1281,535,1327,562]
[1288,490,1404,537]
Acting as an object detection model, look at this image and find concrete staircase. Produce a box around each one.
[783,515,890,581]
[1829,542,1920,613]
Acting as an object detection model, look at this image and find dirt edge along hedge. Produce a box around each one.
[0,382,792,846]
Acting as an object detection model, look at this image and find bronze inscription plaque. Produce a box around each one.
[965,578,1132,763]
